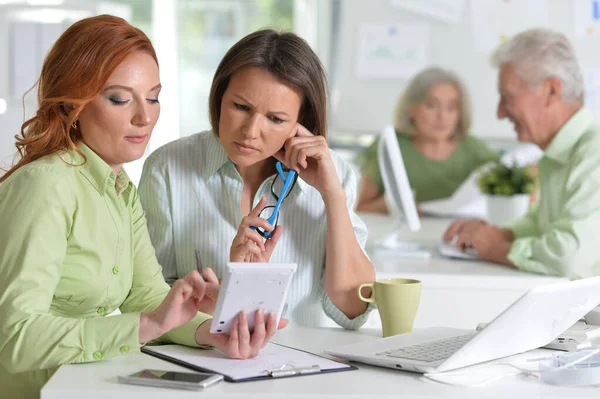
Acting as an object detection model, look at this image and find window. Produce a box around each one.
[128,0,297,184]
[1,0,323,183]
[177,0,294,136]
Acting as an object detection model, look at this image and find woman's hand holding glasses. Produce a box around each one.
[230,196,283,263]
[273,123,344,201]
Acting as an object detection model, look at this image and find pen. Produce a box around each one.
[269,365,321,378]
[195,249,204,274]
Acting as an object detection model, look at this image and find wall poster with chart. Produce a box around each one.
[355,22,429,80]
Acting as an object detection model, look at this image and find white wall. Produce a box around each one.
[329,0,600,139]
[0,9,15,171]
[0,111,20,171]
[0,6,75,171]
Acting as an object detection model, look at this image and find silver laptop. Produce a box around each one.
[327,277,600,374]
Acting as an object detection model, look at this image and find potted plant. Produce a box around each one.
[477,161,536,225]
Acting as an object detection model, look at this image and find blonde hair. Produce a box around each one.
[393,67,471,138]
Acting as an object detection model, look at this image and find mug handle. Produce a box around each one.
[358,283,375,303]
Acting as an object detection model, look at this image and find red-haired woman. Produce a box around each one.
[0,15,282,399]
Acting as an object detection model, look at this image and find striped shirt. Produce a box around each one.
[138,131,372,329]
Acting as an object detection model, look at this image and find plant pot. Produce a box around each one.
[485,194,530,226]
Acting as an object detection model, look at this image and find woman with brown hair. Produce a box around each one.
[0,16,281,399]
[139,30,376,329]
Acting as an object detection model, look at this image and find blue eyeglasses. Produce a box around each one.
[251,162,298,239]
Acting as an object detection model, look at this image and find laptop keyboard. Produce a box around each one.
[375,333,476,363]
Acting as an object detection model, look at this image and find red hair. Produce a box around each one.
[1,14,158,182]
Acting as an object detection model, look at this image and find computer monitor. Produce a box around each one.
[376,125,430,259]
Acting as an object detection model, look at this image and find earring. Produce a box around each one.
[71,121,77,130]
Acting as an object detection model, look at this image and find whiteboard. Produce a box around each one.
[329,0,600,139]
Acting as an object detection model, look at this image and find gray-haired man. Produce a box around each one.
[444,28,600,278]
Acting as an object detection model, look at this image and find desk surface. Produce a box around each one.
[42,214,581,398]
[42,327,598,399]
[359,213,566,330]
[361,213,563,289]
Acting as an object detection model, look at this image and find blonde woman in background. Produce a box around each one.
[356,67,499,213]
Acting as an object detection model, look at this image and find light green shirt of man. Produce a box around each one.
[506,108,600,278]
[0,143,210,399]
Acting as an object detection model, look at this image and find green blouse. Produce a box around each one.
[358,131,499,202]
[0,143,210,399]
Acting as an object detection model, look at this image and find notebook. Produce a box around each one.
[142,342,356,382]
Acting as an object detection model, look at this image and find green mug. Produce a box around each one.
[358,278,421,337]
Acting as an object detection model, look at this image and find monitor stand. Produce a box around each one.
[373,222,431,260]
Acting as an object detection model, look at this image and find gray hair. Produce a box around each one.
[393,67,471,138]
[491,28,583,104]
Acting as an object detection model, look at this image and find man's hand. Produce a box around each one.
[444,219,515,266]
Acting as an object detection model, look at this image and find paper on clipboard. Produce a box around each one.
[142,342,354,382]
[419,144,543,218]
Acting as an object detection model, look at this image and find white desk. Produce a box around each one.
[42,326,598,399]
[42,214,582,398]
[359,213,567,330]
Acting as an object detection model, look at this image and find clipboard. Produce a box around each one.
[141,342,357,382]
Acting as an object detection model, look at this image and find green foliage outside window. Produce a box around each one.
[115,0,152,32]
[179,0,294,69]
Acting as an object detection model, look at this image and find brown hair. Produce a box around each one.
[209,29,328,139]
[1,14,157,183]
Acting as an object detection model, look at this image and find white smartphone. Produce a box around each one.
[118,369,223,390]
[210,262,297,334]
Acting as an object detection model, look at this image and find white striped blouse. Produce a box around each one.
[138,131,372,329]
